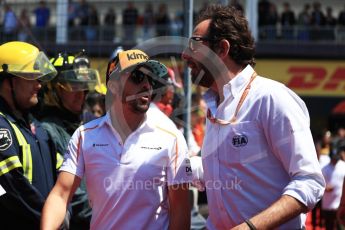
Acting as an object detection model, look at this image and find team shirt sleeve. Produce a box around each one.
[261,85,325,210]
[166,130,193,186]
[59,127,85,179]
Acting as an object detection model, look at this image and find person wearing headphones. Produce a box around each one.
[0,41,59,229]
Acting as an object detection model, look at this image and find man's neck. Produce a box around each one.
[0,91,25,119]
[110,106,145,142]
[210,63,245,106]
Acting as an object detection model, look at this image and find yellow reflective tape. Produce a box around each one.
[22,144,32,183]
[0,156,22,176]
[52,56,74,66]
[56,152,63,169]
[0,112,33,183]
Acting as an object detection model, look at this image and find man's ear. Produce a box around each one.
[217,39,230,59]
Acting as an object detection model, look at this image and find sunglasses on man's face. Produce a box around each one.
[188,36,214,52]
[129,69,155,86]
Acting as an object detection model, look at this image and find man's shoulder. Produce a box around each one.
[147,106,178,130]
[79,116,105,133]
[255,76,300,100]
[0,114,18,155]
[256,76,285,91]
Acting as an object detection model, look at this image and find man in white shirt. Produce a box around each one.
[181,4,325,229]
[322,145,345,230]
[41,49,192,230]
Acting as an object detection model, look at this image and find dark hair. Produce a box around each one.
[0,72,11,86]
[197,4,256,67]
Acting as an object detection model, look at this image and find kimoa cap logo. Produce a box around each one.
[126,51,149,61]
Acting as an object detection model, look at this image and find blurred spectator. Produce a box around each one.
[142,3,154,40]
[3,4,17,41]
[325,7,336,26]
[310,1,326,40]
[281,2,296,40]
[155,3,170,37]
[311,1,326,26]
[258,0,272,39]
[321,143,345,230]
[76,0,89,26]
[338,4,345,26]
[331,125,345,149]
[297,3,311,41]
[191,94,206,149]
[324,6,336,40]
[122,1,138,43]
[258,0,272,27]
[85,4,99,41]
[265,3,278,40]
[316,130,332,168]
[18,9,31,42]
[68,0,78,27]
[171,12,184,36]
[104,8,116,26]
[34,0,50,27]
[103,8,116,41]
[229,0,243,14]
[313,129,332,229]
[84,92,105,122]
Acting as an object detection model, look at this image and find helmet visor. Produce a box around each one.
[8,51,57,81]
[58,68,98,92]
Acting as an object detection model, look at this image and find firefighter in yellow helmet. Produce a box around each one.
[0,41,62,229]
[39,51,98,230]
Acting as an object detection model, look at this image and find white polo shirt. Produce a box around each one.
[60,112,192,230]
[202,65,325,229]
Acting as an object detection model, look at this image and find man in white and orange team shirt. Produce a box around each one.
[41,49,192,230]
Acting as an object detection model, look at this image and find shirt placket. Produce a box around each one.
[213,105,232,227]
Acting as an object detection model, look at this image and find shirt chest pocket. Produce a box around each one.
[224,120,268,164]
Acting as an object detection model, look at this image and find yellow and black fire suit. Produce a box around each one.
[0,96,61,229]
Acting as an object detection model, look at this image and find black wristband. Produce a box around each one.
[244,219,257,230]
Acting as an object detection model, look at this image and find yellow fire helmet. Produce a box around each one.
[0,41,57,81]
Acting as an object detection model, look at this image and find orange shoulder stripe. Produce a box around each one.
[76,125,100,161]
[155,126,179,176]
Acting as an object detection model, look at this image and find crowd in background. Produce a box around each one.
[258,0,345,41]
[3,0,345,43]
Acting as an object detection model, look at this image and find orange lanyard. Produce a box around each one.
[207,72,257,125]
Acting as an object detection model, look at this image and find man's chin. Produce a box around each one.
[134,103,150,114]
[28,98,38,107]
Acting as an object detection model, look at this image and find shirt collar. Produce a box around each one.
[203,65,255,113]
[101,110,155,133]
[226,65,255,98]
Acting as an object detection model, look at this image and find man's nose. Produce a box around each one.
[35,80,42,90]
[181,48,191,61]
[141,76,151,90]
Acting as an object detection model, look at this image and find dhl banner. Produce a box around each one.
[255,59,345,97]
[91,58,345,97]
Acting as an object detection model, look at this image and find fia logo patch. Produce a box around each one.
[232,135,248,147]
[0,128,12,151]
